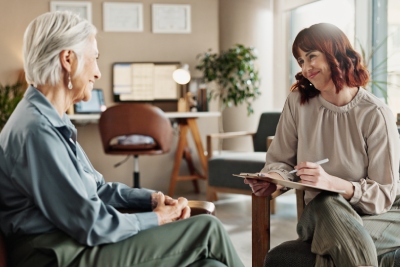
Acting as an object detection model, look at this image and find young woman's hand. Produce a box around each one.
[295,162,355,200]
[243,172,287,196]
[244,178,277,196]
[295,161,334,189]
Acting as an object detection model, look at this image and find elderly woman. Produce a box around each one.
[246,23,400,267]
[0,11,244,267]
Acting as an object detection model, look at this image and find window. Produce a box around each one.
[387,0,400,116]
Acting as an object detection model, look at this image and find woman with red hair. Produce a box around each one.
[246,23,400,266]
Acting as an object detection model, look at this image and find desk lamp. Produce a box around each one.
[173,64,191,112]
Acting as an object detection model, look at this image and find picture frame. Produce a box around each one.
[152,4,191,34]
[103,2,143,32]
[50,1,92,23]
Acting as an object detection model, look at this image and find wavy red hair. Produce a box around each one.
[291,23,369,104]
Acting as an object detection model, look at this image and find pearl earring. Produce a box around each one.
[68,73,73,90]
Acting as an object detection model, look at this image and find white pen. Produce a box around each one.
[289,158,329,174]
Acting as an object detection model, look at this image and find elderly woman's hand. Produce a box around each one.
[153,192,191,225]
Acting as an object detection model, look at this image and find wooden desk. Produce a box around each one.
[69,112,221,196]
[69,113,101,122]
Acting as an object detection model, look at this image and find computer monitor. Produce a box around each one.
[74,89,106,114]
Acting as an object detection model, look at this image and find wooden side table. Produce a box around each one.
[166,112,220,196]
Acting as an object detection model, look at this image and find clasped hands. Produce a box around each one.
[245,161,333,196]
[152,192,191,225]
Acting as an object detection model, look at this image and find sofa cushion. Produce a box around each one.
[208,152,266,190]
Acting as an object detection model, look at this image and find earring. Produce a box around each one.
[68,73,73,90]
[309,83,313,87]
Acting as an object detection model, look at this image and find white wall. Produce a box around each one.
[0,0,220,196]
[218,0,275,151]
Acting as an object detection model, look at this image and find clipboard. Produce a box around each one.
[233,173,346,194]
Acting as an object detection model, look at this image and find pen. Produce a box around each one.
[289,158,329,174]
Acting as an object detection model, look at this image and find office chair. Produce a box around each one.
[98,103,172,188]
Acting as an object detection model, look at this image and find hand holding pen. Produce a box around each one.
[290,158,329,174]
[294,158,333,188]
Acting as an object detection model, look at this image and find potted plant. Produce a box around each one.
[357,35,400,103]
[0,73,27,131]
[196,44,261,116]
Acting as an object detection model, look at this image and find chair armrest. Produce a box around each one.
[252,189,294,267]
[252,189,305,267]
[207,131,256,159]
[0,233,6,267]
[118,200,215,216]
[188,200,216,216]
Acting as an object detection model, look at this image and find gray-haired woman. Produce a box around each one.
[0,11,244,267]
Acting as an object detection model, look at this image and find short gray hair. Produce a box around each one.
[23,11,97,86]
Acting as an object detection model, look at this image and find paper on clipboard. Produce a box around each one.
[234,173,346,194]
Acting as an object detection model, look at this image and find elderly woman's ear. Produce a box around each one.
[59,50,75,73]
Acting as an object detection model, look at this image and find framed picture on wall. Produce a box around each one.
[103,2,143,32]
[152,4,191,34]
[50,1,92,23]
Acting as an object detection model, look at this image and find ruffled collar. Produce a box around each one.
[317,87,365,113]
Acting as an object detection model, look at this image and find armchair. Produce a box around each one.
[206,112,281,202]
[206,111,308,266]
[252,190,306,267]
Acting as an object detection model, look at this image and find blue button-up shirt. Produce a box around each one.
[0,86,158,246]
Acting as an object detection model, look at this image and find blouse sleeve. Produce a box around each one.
[349,106,400,214]
[261,94,298,181]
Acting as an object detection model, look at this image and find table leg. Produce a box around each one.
[168,118,207,197]
[187,118,207,176]
[168,123,189,196]
[183,145,200,193]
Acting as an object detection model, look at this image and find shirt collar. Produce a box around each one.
[24,85,76,133]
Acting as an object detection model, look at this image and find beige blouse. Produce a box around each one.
[261,88,400,215]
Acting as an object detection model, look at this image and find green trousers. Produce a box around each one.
[297,192,400,267]
[7,215,244,267]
